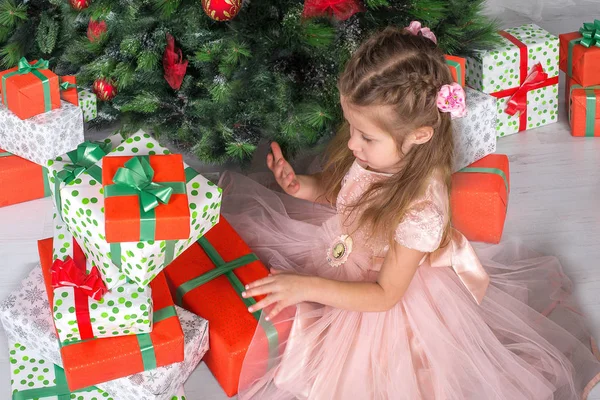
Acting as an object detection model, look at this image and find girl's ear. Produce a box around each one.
[410,126,434,145]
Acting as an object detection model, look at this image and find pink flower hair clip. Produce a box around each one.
[405,20,437,44]
[437,82,466,119]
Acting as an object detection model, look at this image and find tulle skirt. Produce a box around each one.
[219,171,600,400]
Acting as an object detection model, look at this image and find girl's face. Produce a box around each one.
[341,97,404,174]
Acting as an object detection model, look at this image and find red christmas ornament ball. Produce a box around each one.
[70,0,90,11]
[93,78,117,101]
[202,0,241,21]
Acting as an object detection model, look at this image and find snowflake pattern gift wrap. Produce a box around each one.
[0,265,209,400]
[49,130,221,289]
[51,213,153,343]
[0,101,84,165]
[452,87,497,172]
[466,24,559,137]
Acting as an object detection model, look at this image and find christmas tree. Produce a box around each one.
[0,0,499,165]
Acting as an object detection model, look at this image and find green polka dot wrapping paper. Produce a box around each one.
[77,89,97,123]
[466,24,560,138]
[0,265,209,400]
[50,129,222,289]
[46,133,125,221]
[6,336,188,399]
[7,339,114,399]
[51,213,153,344]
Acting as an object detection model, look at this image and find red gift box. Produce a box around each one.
[102,154,190,243]
[445,55,465,87]
[451,154,510,244]
[0,58,61,119]
[559,23,600,88]
[59,75,78,106]
[566,77,600,137]
[0,148,50,207]
[164,216,290,397]
[38,237,184,390]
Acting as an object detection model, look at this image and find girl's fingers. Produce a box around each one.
[270,142,284,161]
[244,276,276,291]
[248,295,280,313]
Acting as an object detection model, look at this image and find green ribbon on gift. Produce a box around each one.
[41,166,51,197]
[107,166,198,276]
[175,236,280,365]
[110,156,176,212]
[569,83,600,137]
[0,151,51,197]
[568,20,600,77]
[445,59,462,87]
[61,305,178,373]
[12,364,97,400]
[59,81,78,91]
[135,305,178,371]
[579,19,600,48]
[458,167,509,194]
[53,141,109,220]
[2,58,52,112]
[104,156,186,242]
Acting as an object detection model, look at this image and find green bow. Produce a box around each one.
[16,57,49,74]
[56,141,109,185]
[60,81,77,91]
[54,141,108,221]
[579,19,600,48]
[112,156,174,212]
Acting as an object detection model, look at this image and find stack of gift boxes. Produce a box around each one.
[0,58,97,208]
[447,23,582,244]
[560,20,600,137]
[2,126,282,398]
[450,20,600,244]
[1,19,598,400]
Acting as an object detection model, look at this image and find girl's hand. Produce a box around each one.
[267,142,300,196]
[242,269,312,321]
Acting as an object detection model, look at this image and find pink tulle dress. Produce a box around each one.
[218,160,600,400]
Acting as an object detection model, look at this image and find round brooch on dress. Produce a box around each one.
[326,234,353,267]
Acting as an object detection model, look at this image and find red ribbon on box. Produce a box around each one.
[50,240,107,341]
[492,31,559,132]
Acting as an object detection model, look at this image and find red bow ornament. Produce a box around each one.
[87,18,107,43]
[163,33,189,91]
[302,0,365,21]
[51,256,108,301]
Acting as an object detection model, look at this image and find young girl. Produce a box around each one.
[219,25,600,399]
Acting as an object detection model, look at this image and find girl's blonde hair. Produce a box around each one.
[320,26,454,246]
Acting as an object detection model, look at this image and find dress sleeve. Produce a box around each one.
[394,201,445,253]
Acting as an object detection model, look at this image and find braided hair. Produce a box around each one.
[320,26,455,246]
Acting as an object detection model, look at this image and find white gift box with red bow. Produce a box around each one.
[465,24,559,137]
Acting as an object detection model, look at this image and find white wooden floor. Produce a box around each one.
[1,2,600,398]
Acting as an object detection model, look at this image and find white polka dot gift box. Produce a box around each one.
[0,266,209,400]
[6,338,114,400]
[466,24,560,138]
[47,130,222,289]
[51,212,153,343]
[0,101,84,166]
[78,89,97,123]
[6,337,188,399]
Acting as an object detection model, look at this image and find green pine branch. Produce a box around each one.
[0,0,27,29]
